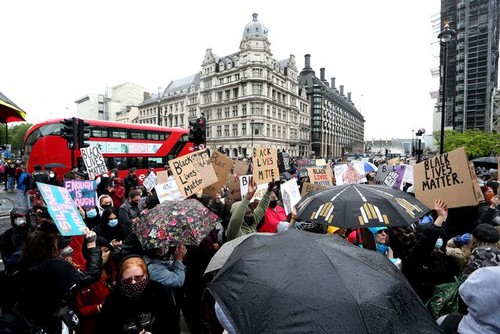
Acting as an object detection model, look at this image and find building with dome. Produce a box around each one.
[137,13,364,159]
[198,13,311,158]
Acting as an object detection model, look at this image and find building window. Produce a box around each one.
[225,90,230,101]
[242,104,247,116]
[232,124,238,136]
[242,84,247,96]
[252,83,262,95]
[242,123,247,136]
[232,106,238,117]
[224,107,230,118]
[216,126,222,137]
[217,92,223,102]
[224,125,230,137]
[233,88,238,99]
[217,108,222,119]
[252,68,262,78]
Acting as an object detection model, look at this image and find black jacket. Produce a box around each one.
[96,280,177,334]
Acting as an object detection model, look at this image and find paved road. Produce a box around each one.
[0,188,19,271]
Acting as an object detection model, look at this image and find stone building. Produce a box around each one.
[298,55,365,159]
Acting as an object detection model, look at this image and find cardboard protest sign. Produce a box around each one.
[233,160,249,176]
[307,167,333,187]
[168,149,217,198]
[37,182,86,236]
[142,172,157,191]
[204,151,233,197]
[155,179,183,203]
[252,147,279,184]
[376,165,407,190]
[468,162,485,203]
[414,147,478,209]
[64,180,97,209]
[334,162,366,185]
[226,173,241,200]
[156,170,169,185]
[81,146,108,180]
[316,159,327,166]
[280,179,301,215]
[300,182,327,197]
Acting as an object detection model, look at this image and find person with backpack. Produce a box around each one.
[15,167,31,210]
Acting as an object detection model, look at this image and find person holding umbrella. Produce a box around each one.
[226,179,274,241]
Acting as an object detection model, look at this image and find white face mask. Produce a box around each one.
[49,172,55,178]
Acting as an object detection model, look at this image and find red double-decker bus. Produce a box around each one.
[23,118,194,181]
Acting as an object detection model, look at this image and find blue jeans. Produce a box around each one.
[7,176,15,190]
[17,190,31,209]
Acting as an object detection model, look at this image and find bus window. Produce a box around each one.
[130,130,146,140]
[92,128,108,138]
[110,130,127,139]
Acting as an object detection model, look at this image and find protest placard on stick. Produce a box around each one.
[81,146,108,180]
[204,151,233,197]
[64,180,97,209]
[37,182,86,236]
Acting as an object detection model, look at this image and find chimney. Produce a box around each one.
[304,54,311,69]
[320,68,325,81]
[339,85,344,96]
[331,78,336,89]
[348,92,352,102]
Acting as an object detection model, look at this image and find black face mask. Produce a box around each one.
[101,204,112,210]
[131,201,138,207]
[269,200,278,208]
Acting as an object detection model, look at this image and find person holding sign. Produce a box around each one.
[226,179,274,241]
[259,192,287,233]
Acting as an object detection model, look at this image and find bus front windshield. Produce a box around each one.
[23,123,63,158]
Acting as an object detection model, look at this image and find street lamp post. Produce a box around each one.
[157,86,162,126]
[438,21,456,155]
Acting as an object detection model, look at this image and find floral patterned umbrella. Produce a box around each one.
[133,199,221,250]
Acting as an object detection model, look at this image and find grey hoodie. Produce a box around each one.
[458,266,500,333]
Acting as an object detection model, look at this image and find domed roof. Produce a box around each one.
[242,13,268,38]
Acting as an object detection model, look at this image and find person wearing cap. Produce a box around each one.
[462,223,500,278]
[123,167,138,198]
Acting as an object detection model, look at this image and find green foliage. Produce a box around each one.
[433,129,500,158]
[0,123,32,152]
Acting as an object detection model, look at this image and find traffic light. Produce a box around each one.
[188,119,199,143]
[77,118,90,148]
[197,116,206,146]
[60,117,77,148]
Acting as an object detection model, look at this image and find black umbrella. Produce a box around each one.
[295,184,428,229]
[471,156,498,168]
[44,163,66,169]
[209,230,442,334]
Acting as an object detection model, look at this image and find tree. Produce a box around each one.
[10,123,32,152]
[433,129,500,158]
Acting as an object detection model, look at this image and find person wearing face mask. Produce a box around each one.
[45,168,62,187]
[226,179,274,241]
[118,189,142,229]
[258,191,287,233]
[95,254,177,334]
[95,207,131,252]
[0,208,36,273]
[77,204,101,230]
[97,194,113,214]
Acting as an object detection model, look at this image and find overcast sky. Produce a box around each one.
[2,0,440,140]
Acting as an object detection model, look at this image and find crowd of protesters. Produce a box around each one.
[0,155,498,333]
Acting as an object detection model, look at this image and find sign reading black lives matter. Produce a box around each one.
[81,146,108,180]
[414,147,478,209]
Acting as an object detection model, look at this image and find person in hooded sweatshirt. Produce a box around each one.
[437,266,500,334]
[94,207,131,252]
[108,177,126,208]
